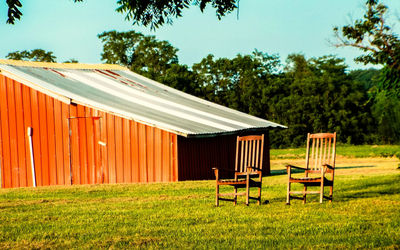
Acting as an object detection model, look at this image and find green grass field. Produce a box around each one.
[0,146,399,248]
[270,144,400,159]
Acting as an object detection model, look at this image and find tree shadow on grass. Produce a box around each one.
[270,165,376,176]
[336,165,375,170]
[338,175,400,200]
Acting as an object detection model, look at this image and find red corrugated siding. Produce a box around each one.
[177,132,270,181]
[0,75,178,188]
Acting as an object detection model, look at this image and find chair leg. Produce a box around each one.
[246,180,250,206]
[234,186,237,206]
[215,184,219,207]
[286,182,291,205]
[303,185,307,204]
[320,182,324,204]
[329,186,333,203]
[257,186,262,205]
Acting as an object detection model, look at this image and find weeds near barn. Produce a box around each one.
[0,146,399,248]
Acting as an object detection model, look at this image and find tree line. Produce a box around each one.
[6,30,395,147]
[94,29,400,147]
[6,0,400,147]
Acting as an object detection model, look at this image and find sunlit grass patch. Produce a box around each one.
[0,155,399,248]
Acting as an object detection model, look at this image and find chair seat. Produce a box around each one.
[236,172,260,177]
[217,179,247,186]
[289,176,333,186]
[290,176,321,182]
[217,178,262,188]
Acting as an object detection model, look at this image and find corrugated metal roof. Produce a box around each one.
[0,60,286,137]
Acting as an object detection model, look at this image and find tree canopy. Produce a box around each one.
[5,0,237,29]
[99,30,179,79]
[6,25,398,146]
[6,49,78,63]
[97,30,389,146]
[6,49,57,62]
[334,0,400,71]
[334,0,400,143]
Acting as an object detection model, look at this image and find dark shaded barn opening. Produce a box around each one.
[177,131,270,181]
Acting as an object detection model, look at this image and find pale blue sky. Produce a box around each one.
[1,0,399,69]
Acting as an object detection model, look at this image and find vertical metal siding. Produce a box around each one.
[0,75,178,188]
[1,75,12,188]
[177,132,270,181]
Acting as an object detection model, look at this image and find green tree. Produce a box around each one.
[6,49,57,62]
[99,30,178,79]
[192,51,280,117]
[334,0,400,143]
[272,54,372,146]
[334,0,400,71]
[63,59,79,63]
[6,0,237,29]
[160,64,201,96]
[99,30,199,95]
[349,68,380,92]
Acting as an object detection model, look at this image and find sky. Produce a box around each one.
[0,0,400,70]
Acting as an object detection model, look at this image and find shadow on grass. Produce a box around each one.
[270,165,376,176]
[338,175,400,200]
[336,165,375,170]
[270,169,297,176]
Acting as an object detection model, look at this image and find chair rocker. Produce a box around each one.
[213,135,264,206]
[286,132,336,204]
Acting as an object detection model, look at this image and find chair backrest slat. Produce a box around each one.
[305,133,310,169]
[235,138,240,173]
[322,138,326,167]
[327,137,331,164]
[306,132,336,170]
[252,140,256,168]
[259,137,264,170]
[240,140,244,172]
[244,140,248,173]
[311,136,315,169]
[255,140,260,169]
[235,135,265,173]
[313,138,319,170]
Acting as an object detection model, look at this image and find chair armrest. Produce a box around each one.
[235,171,259,179]
[323,164,334,170]
[246,166,262,176]
[247,166,262,171]
[213,167,238,180]
[286,165,307,170]
[212,167,236,173]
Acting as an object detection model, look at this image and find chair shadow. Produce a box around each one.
[269,169,297,176]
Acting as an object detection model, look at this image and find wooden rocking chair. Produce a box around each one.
[286,132,336,204]
[213,135,264,206]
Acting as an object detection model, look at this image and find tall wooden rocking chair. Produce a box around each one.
[213,135,264,206]
[286,132,336,204]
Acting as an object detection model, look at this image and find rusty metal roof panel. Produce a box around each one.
[0,60,286,137]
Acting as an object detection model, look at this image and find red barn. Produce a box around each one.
[0,60,285,188]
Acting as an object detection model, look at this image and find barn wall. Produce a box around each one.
[0,75,178,188]
[177,131,270,181]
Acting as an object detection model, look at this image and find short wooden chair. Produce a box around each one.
[286,132,336,204]
[213,134,264,206]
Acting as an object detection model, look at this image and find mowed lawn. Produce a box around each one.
[0,146,399,248]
